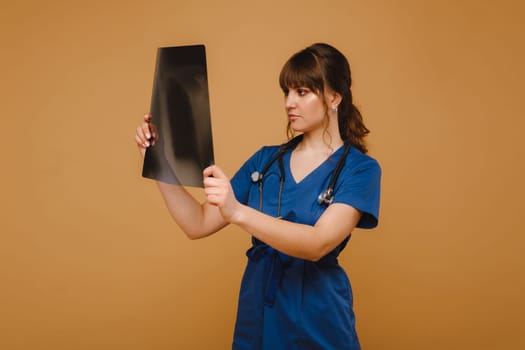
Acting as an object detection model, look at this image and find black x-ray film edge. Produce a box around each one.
[142,44,215,188]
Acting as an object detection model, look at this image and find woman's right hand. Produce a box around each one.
[135,113,158,158]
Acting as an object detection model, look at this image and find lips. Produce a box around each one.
[288,114,300,121]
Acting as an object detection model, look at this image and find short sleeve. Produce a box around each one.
[332,156,382,229]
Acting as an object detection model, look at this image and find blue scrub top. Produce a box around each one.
[230,140,381,350]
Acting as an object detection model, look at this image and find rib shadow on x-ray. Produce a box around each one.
[142,45,214,188]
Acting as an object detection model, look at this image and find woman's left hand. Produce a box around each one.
[203,165,241,223]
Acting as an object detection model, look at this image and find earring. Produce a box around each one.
[332,105,338,112]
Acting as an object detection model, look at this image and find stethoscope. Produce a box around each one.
[250,140,351,218]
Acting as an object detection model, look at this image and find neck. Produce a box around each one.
[297,129,344,154]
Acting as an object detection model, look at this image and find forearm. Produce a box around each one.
[202,166,360,260]
[230,205,328,261]
[156,181,227,239]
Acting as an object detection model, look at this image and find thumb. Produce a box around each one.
[203,165,228,180]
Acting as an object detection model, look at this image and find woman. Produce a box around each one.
[135,43,381,350]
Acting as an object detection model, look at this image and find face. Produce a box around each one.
[284,87,327,134]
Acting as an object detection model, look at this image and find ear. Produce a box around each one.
[326,90,342,107]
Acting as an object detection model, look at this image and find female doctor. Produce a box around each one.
[135,43,381,350]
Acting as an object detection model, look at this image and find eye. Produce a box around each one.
[297,88,309,96]
[282,89,289,97]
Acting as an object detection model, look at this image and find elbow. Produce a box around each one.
[185,231,210,240]
[306,240,334,262]
[304,247,328,263]
[307,255,322,263]
[186,233,201,241]
[184,228,208,240]
[184,224,219,240]
[307,253,325,263]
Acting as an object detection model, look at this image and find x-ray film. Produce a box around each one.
[142,45,214,187]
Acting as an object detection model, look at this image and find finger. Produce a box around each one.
[203,165,228,180]
[203,176,221,187]
[143,113,153,123]
[149,123,157,134]
[141,122,152,140]
[203,186,221,200]
[203,187,222,197]
[150,124,159,145]
[135,134,145,148]
[136,126,147,145]
[135,137,147,157]
[206,195,219,206]
[203,165,214,177]
[136,125,151,147]
[212,166,227,179]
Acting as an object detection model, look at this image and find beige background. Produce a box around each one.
[1,0,524,349]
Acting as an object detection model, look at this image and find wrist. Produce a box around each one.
[228,203,246,226]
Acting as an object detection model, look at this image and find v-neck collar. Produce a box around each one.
[285,142,346,185]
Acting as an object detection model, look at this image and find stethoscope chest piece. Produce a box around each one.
[251,171,262,183]
[317,188,334,206]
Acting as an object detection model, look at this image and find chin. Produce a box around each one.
[290,124,305,133]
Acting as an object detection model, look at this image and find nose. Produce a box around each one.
[285,93,296,110]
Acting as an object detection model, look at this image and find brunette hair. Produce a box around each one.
[279,43,370,153]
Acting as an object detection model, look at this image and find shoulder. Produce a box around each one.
[245,145,281,167]
[343,147,382,175]
[257,145,281,158]
[233,144,282,177]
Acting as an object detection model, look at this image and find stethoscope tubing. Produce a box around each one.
[251,141,350,217]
